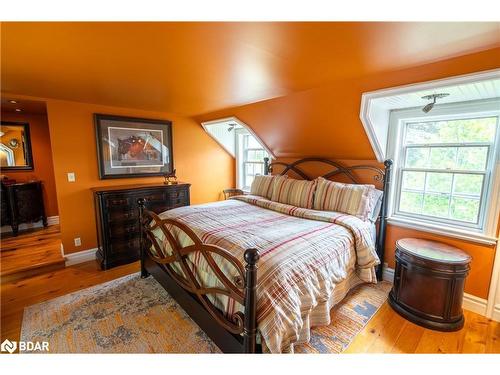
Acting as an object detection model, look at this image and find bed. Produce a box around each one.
[138,157,393,353]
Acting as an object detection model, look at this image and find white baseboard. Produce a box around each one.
[493,305,500,321]
[462,293,488,316]
[382,264,491,319]
[1,215,59,233]
[382,264,394,282]
[65,248,97,267]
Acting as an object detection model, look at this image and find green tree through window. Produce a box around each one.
[397,116,497,225]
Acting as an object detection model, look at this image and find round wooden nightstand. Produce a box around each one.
[388,238,471,331]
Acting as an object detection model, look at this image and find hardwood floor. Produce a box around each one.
[1,225,65,280]
[345,301,500,353]
[0,228,500,353]
[1,256,498,353]
[1,259,140,342]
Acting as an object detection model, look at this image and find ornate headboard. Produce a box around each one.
[263,157,393,281]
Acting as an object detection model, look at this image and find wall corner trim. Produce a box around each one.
[64,248,97,267]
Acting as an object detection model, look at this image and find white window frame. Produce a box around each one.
[201,116,274,192]
[386,99,500,245]
[235,129,269,191]
[0,143,15,166]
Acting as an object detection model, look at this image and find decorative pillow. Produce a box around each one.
[250,175,276,199]
[368,189,384,222]
[271,177,317,209]
[313,177,378,221]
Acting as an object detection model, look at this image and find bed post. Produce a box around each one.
[263,157,270,175]
[376,159,393,281]
[243,248,260,353]
[137,198,150,278]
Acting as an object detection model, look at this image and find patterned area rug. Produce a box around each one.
[21,273,390,353]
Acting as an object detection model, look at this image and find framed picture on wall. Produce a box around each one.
[94,114,173,179]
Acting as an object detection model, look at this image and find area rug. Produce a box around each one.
[20,273,391,353]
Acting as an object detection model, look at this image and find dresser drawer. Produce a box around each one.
[93,183,190,270]
[105,195,134,208]
[107,209,138,223]
[168,189,188,206]
[108,222,140,239]
[168,189,187,200]
[142,191,169,203]
[109,237,141,255]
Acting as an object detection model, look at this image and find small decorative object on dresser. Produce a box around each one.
[92,183,190,270]
[163,169,178,185]
[1,181,47,235]
[388,238,471,331]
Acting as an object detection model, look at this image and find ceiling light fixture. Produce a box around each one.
[421,93,449,113]
[15,108,22,112]
[9,100,19,104]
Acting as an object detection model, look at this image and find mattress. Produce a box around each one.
[148,195,380,353]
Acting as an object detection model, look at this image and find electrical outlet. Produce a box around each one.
[74,237,81,247]
[67,172,76,182]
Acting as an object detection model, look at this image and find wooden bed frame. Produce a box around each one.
[138,157,393,353]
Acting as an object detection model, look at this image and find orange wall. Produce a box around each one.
[0,95,235,254]
[195,47,500,160]
[271,158,497,299]
[1,111,59,216]
[43,99,234,254]
[196,48,500,299]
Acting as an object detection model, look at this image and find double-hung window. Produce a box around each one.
[236,130,269,191]
[389,101,500,236]
[201,117,271,192]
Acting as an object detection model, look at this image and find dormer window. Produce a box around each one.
[202,117,274,191]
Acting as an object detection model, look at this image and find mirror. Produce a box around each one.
[0,121,34,170]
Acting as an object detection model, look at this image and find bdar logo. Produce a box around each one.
[1,339,17,353]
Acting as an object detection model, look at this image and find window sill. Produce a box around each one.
[387,216,498,246]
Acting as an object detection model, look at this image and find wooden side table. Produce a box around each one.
[388,238,471,331]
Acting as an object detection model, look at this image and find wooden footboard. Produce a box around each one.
[137,198,260,353]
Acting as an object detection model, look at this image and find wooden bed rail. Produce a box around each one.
[137,198,260,352]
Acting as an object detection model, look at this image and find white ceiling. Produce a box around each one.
[373,78,500,111]
[360,69,500,162]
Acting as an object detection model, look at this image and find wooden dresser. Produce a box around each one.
[92,183,190,270]
[388,238,471,331]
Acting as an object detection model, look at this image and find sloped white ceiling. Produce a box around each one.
[360,69,500,162]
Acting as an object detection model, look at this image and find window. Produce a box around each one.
[201,117,272,191]
[389,101,500,237]
[236,130,269,191]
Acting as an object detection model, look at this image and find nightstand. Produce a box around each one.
[388,238,471,331]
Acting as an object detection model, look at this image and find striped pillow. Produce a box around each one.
[313,177,376,221]
[250,175,276,199]
[271,177,317,209]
